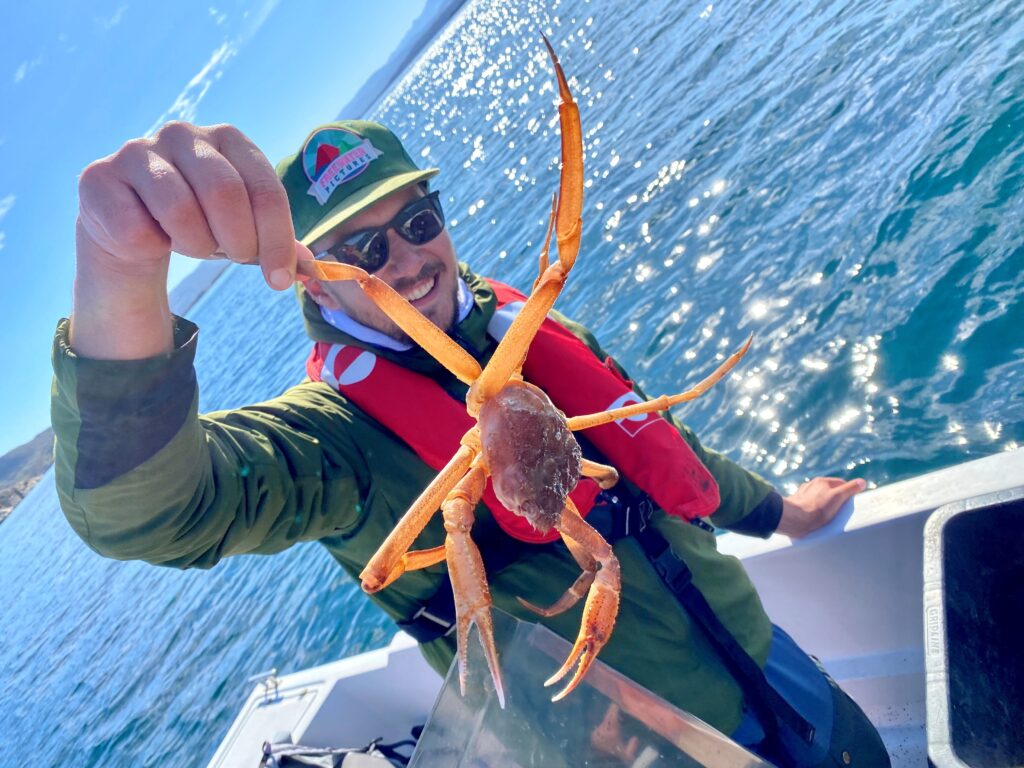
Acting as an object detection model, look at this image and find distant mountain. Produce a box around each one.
[0,428,52,487]
[336,0,470,119]
[0,428,53,523]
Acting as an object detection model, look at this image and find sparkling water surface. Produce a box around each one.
[3,0,1023,764]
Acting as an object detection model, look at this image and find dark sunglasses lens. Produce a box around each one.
[337,232,388,272]
[402,209,444,244]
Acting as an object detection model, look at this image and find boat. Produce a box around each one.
[207,448,1024,767]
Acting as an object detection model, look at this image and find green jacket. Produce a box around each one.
[51,265,777,734]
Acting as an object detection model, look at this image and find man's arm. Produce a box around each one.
[55,122,334,564]
[52,314,369,567]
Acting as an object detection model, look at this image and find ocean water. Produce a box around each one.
[3,0,1023,765]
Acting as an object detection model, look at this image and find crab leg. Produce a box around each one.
[441,464,506,708]
[532,194,558,293]
[544,498,621,702]
[297,259,482,386]
[580,458,619,488]
[566,336,753,432]
[518,461,618,618]
[467,36,583,413]
[360,438,477,593]
[543,33,584,272]
[519,523,597,619]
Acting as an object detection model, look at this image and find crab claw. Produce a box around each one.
[540,512,618,704]
[443,467,507,709]
[455,593,505,709]
[545,548,621,701]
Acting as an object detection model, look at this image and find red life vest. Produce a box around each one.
[305,279,719,544]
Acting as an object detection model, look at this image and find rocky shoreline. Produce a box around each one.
[0,427,53,523]
[0,475,45,524]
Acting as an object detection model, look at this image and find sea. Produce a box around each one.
[2,0,1022,764]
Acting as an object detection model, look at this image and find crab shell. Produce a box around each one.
[477,380,582,533]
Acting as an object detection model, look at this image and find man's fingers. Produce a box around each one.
[160,132,258,264]
[119,144,222,260]
[79,159,173,260]
[819,478,866,523]
[216,127,298,289]
[80,122,299,290]
[834,477,867,499]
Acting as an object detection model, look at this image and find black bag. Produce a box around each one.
[258,734,418,768]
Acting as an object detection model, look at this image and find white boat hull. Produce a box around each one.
[718,448,1024,765]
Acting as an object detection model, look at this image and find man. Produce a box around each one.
[54,119,889,766]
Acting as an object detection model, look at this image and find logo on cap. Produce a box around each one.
[303,128,383,205]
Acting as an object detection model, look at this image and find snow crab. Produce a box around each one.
[297,36,750,704]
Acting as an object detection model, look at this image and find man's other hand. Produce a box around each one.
[777,476,867,538]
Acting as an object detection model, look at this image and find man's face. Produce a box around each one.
[306,185,460,342]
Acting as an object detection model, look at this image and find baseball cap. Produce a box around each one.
[276,120,439,247]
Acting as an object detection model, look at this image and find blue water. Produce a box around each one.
[3,0,1023,764]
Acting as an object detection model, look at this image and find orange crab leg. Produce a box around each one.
[566,336,753,432]
[531,193,558,293]
[467,36,583,413]
[297,259,482,386]
[544,498,620,701]
[360,438,477,593]
[543,33,583,272]
[518,461,617,618]
[580,458,619,488]
[441,464,506,708]
[518,523,597,619]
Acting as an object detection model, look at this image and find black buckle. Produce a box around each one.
[652,551,694,595]
[586,490,658,543]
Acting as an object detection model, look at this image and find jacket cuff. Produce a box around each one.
[720,491,783,538]
[52,316,200,490]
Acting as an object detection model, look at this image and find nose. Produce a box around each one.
[382,230,428,282]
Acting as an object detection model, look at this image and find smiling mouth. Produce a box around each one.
[401,273,438,304]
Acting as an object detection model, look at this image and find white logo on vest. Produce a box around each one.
[322,344,377,388]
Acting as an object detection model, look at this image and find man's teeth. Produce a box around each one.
[402,276,435,302]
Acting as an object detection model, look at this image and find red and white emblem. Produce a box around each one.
[321,344,376,388]
[605,391,661,437]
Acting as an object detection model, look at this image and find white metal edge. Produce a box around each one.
[717,448,1024,560]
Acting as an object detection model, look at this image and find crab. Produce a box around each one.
[296,36,750,705]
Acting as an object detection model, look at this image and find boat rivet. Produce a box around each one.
[842,751,852,765]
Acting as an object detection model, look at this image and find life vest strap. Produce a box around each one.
[589,490,814,760]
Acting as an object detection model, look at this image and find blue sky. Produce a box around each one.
[0,0,429,455]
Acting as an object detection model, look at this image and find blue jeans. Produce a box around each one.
[731,624,870,766]
[730,625,890,766]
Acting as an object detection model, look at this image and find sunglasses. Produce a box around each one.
[314,191,446,273]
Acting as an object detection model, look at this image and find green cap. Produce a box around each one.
[276,120,439,247]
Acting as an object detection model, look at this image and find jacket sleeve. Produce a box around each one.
[51,316,368,568]
[549,310,781,537]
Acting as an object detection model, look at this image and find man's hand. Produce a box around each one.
[776,476,867,538]
[71,122,312,360]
